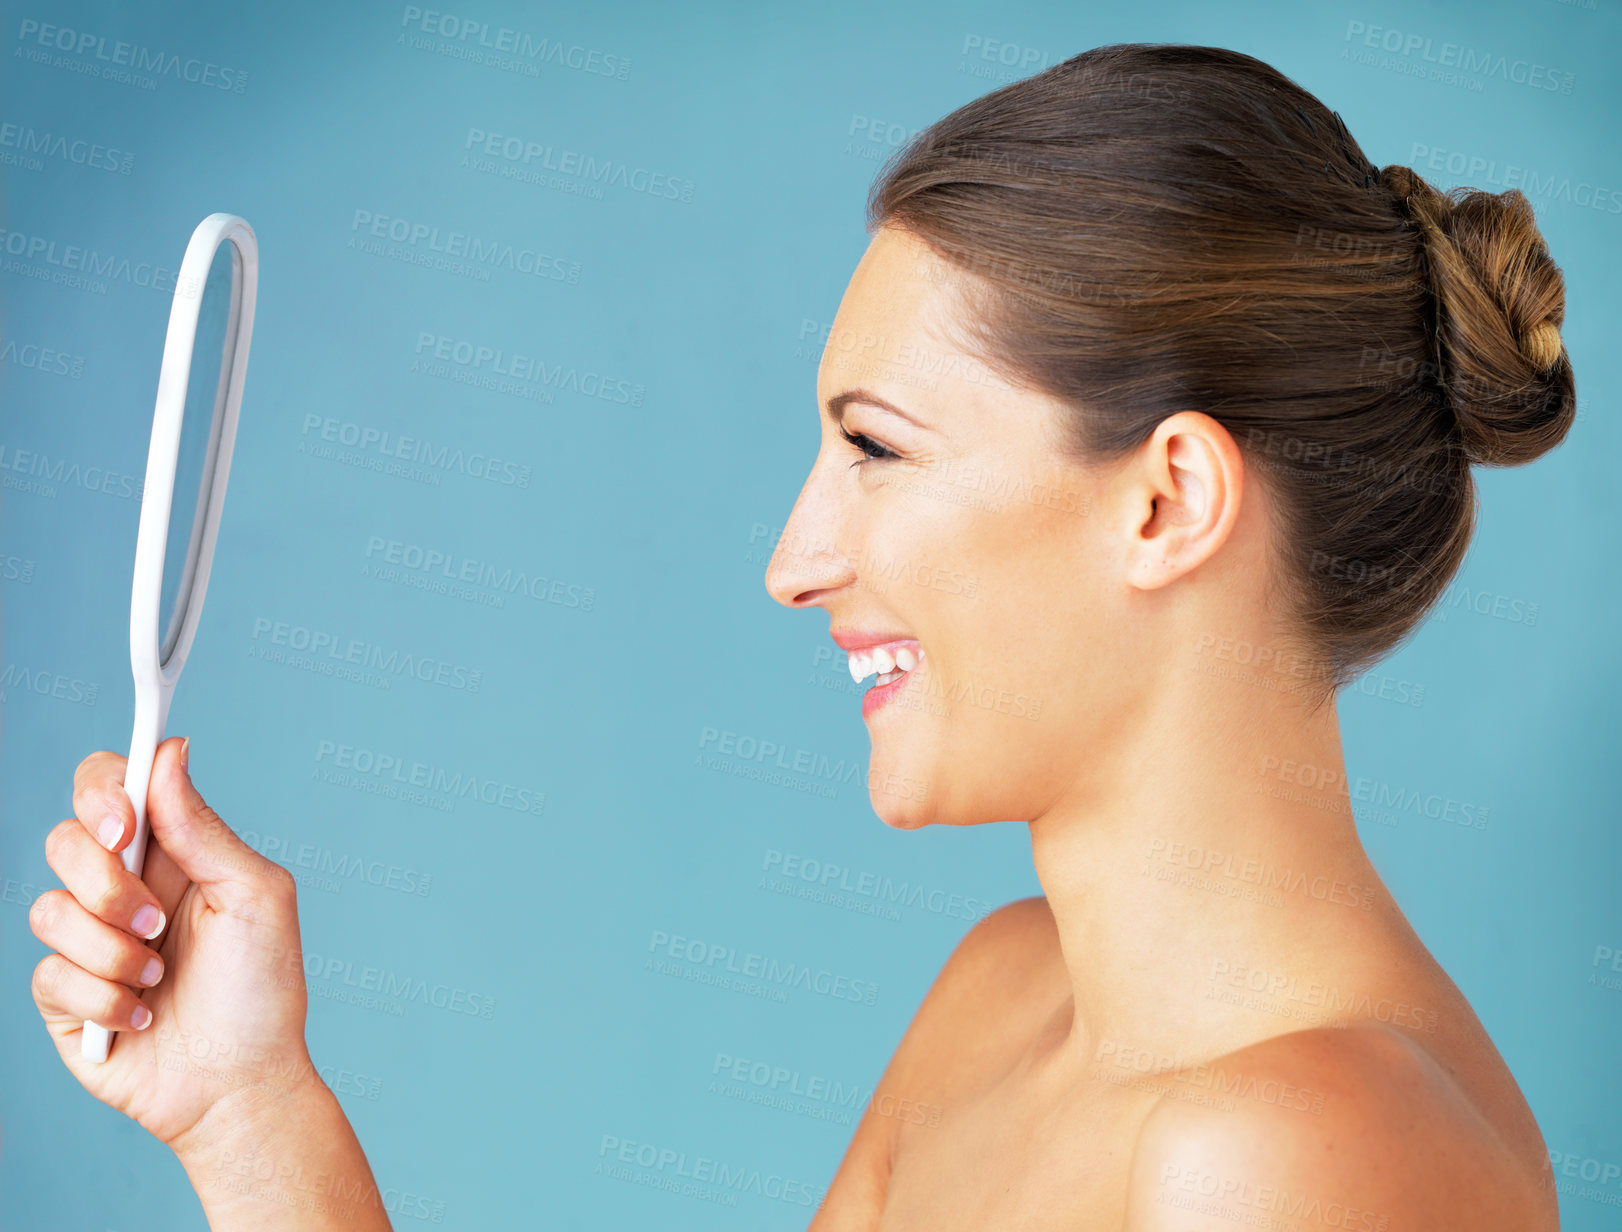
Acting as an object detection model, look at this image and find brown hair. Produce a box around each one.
[867,43,1575,691]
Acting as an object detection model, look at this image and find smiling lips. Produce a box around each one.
[831,630,924,690]
[848,641,921,686]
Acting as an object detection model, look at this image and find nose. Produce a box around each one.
[764,463,857,610]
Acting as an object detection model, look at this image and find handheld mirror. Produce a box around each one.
[81,214,257,1062]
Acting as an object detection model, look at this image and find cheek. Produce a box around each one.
[945,498,1099,674]
[849,478,977,608]
[863,493,1112,824]
[941,501,1117,759]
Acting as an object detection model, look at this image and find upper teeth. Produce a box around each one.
[848,643,921,683]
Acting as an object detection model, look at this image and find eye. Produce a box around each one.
[839,425,899,464]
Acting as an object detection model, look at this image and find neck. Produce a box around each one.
[1026,658,1403,1082]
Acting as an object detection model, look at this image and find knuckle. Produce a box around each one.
[31,954,66,1004]
[27,888,65,938]
[98,983,128,1025]
[73,749,125,802]
[89,749,125,776]
[98,932,136,980]
[43,818,77,865]
[263,861,298,898]
[88,879,124,924]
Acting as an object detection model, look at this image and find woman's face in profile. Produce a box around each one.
[766,226,1139,831]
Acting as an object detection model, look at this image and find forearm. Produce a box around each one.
[172,1077,394,1231]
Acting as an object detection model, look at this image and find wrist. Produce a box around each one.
[168,1046,327,1170]
[171,1063,391,1230]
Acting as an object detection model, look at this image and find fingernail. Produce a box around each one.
[131,904,165,939]
[97,814,122,850]
[131,1003,152,1030]
[180,737,189,773]
[140,956,164,986]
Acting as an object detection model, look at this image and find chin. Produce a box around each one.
[873,804,932,831]
[865,761,934,829]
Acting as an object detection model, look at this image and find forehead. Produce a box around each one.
[816,226,977,404]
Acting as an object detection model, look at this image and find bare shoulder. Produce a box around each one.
[1120,1022,1557,1231]
[808,896,1061,1230]
[930,893,1064,1010]
[863,894,1064,1100]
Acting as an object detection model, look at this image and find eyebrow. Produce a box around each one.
[823,388,929,430]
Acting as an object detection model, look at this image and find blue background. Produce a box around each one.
[2,0,1618,1227]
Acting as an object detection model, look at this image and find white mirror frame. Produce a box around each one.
[82,213,257,1063]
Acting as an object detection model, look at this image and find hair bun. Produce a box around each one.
[1523,319,1563,370]
[1380,164,1575,467]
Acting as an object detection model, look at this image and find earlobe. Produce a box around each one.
[1126,412,1244,591]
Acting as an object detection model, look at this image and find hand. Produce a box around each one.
[29,736,316,1153]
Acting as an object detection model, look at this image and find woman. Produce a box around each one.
[30,44,1571,1230]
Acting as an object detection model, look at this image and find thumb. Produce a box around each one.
[145,736,285,913]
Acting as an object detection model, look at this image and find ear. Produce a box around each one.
[1122,411,1245,591]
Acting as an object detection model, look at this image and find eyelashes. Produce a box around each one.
[839,425,899,463]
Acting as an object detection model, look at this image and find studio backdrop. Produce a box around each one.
[1,1,1618,1228]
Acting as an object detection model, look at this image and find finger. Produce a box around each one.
[29,889,165,989]
[43,819,169,942]
[72,748,131,853]
[145,736,288,917]
[136,833,194,929]
[31,953,153,1033]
